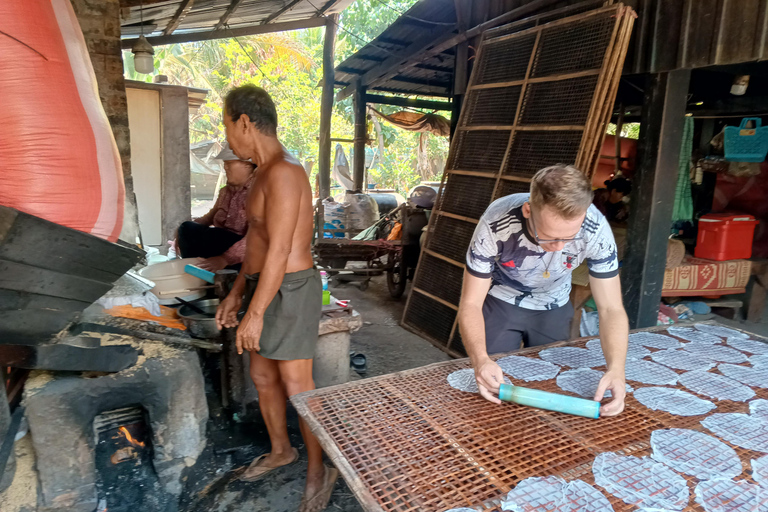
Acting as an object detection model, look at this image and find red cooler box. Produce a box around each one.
[695,213,759,261]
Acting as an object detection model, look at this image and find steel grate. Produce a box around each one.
[519,75,600,125]
[294,326,767,512]
[504,130,584,178]
[463,86,522,126]
[474,33,536,85]
[448,130,511,172]
[413,253,464,307]
[438,173,497,220]
[426,215,476,264]
[531,14,616,78]
[494,179,531,200]
[403,291,456,345]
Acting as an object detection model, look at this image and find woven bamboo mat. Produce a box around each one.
[292,323,768,512]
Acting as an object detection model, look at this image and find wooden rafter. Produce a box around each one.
[215,0,245,31]
[163,0,195,36]
[263,0,304,24]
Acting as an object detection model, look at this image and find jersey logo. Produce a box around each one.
[501,259,516,268]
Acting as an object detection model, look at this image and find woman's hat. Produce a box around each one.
[214,141,244,162]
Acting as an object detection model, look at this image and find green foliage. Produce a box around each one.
[122,0,446,195]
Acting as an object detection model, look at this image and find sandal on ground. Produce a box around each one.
[239,447,299,482]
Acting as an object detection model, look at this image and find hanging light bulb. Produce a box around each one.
[131,0,154,74]
[132,35,154,74]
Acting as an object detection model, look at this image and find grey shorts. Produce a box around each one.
[483,294,574,355]
[241,268,322,360]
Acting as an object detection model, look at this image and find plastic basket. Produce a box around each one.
[724,117,768,162]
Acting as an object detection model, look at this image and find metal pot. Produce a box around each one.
[177,298,221,339]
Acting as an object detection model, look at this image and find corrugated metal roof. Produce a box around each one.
[120,0,353,44]
[334,0,768,100]
[333,0,457,98]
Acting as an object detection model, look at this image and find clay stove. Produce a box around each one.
[23,337,208,512]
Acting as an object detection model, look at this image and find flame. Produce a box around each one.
[117,426,145,448]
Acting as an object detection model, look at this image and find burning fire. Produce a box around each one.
[116,426,145,448]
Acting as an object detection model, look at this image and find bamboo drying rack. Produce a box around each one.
[401,2,636,357]
[292,322,768,512]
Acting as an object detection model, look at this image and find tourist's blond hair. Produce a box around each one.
[529,165,593,219]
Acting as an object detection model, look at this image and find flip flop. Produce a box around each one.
[298,466,339,512]
[239,447,299,482]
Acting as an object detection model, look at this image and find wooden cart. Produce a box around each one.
[314,204,429,297]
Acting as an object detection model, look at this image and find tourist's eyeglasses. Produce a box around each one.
[527,209,584,244]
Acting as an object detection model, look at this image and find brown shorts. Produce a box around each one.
[241,268,322,360]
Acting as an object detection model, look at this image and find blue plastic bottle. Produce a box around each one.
[498,383,600,419]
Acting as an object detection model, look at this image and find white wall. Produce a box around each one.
[126,88,163,246]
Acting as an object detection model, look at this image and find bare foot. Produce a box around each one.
[298,465,339,512]
[240,447,299,482]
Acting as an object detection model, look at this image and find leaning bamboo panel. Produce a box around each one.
[402,4,636,356]
[293,323,767,512]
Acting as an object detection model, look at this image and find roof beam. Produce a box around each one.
[121,17,325,48]
[215,0,245,30]
[263,0,304,24]
[366,93,452,111]
[335,0,567,100]
[314,0,338,17]
[163,0,195,36]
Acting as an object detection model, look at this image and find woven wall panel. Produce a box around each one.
[427,215,475,264]
[504,130,584,177]
[475,33,536,85]
[413,253,464,306]
[403,291,456,345]
[519,75,600,125]
[531,15,617,77]
[447,130,512,172]
[464,86,522,126]
[404,4,635,355]
[494,179,531,200]
[438,173,497,220]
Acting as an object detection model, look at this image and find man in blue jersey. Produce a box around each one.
[459,165,629,416]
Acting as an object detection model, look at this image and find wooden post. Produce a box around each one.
[621,70,691,329]
[353,79,367,192]
[318,15,338,200]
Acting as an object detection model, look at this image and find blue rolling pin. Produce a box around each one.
[499,383,600,419]
[185,264,216,284]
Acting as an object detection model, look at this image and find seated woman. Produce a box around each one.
[593,176,631,224]
[177,143,255,271]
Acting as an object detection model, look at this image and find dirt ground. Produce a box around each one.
[180,276,450,512]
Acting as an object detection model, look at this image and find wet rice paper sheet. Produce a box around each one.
[447,368,511,393]
[628,332,684,350]
[650,428,741,480]
[695,479,768,512]
[695,323,749,339]
[678,370,755,402]
[666,326,723,344]
[556,368,633,399]
[701,413,768,453]
[634,387,716,417]
[650,349,716,372]
[624,359,679,386]
[586,338,650,360]
[717,363,768,389]
[538,347,606,368]
[496,355,561,382]
[593,452,689,510]
[501,476,614,512]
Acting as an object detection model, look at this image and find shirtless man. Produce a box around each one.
[215,84,337,512]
